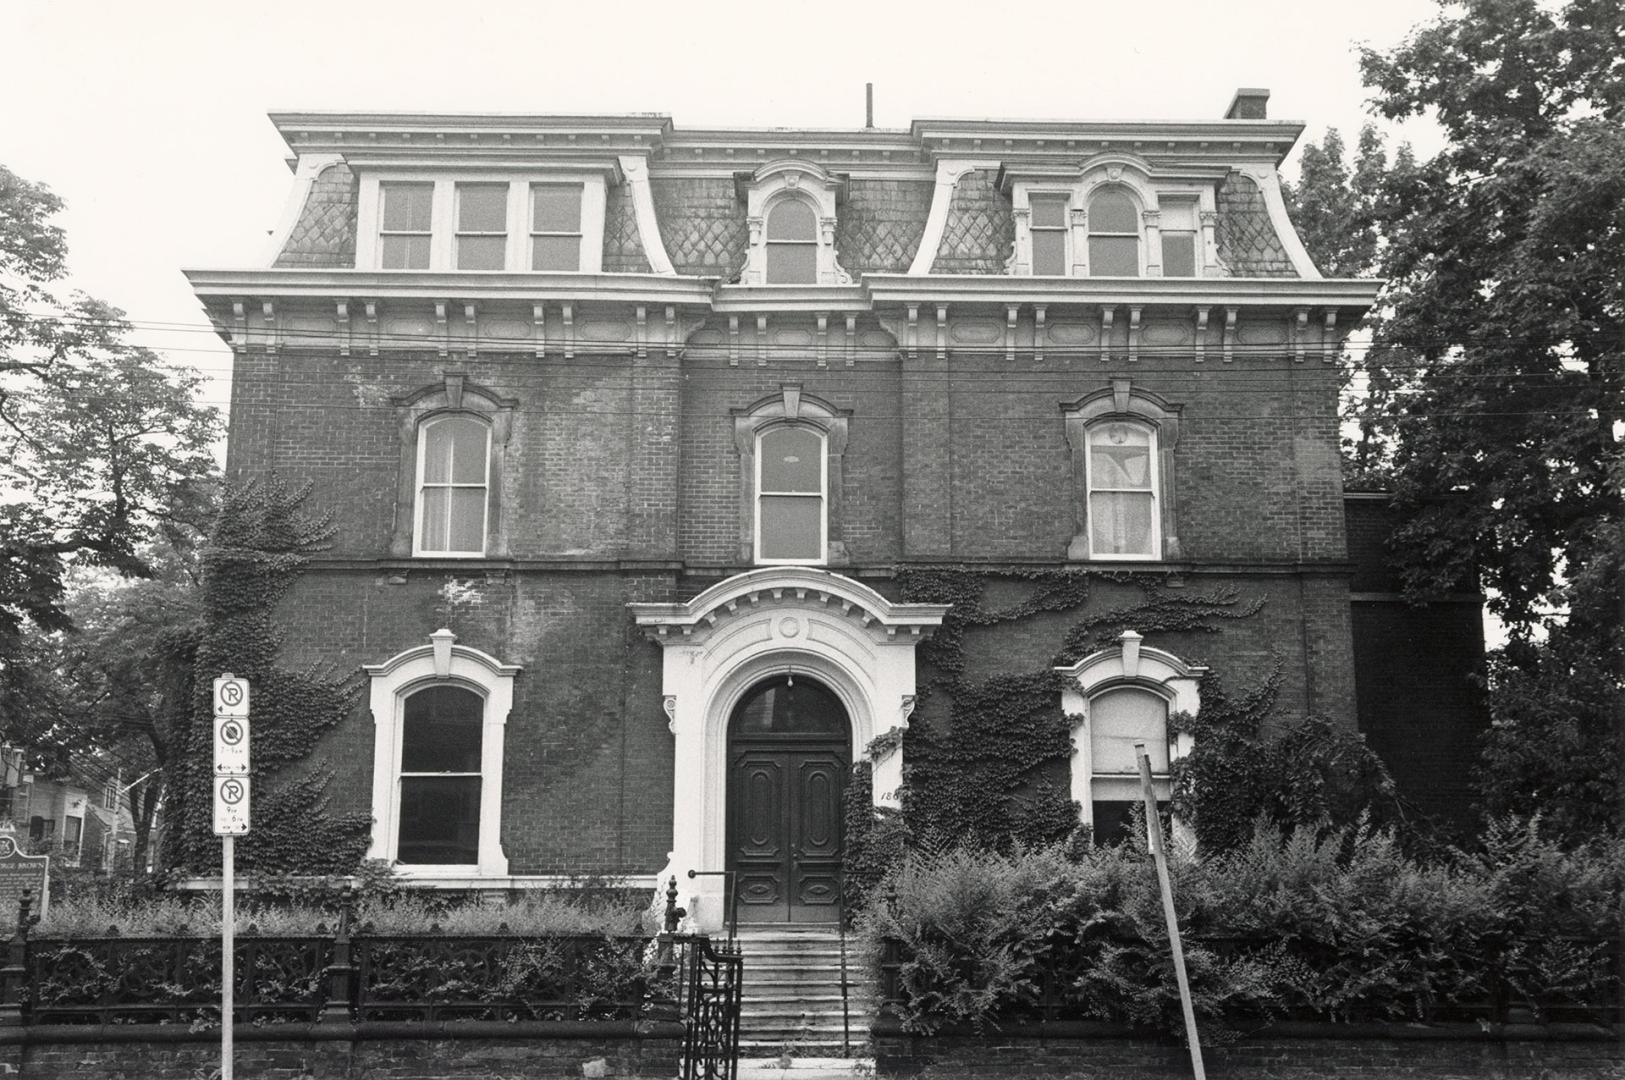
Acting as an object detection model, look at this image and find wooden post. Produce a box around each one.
[1136,744,1205,1080]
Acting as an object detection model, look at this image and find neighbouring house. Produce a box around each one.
[0,748,139,873]
[183,89,1486,930]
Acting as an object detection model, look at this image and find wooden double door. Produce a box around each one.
[726,676,849,924]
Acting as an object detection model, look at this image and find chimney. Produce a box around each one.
[1224,88,1270,120]
[865,83,874,129]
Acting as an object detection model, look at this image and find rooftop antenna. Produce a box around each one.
[865,83,874,129]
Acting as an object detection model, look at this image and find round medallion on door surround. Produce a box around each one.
[777,617,802,638]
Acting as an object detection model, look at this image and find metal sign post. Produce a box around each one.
[1135,743,1205,1080]
[213,674,251,1080]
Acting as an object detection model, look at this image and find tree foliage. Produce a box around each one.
[1287,0,1623,840]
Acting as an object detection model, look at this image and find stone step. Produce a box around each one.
[736,1059,875,1080]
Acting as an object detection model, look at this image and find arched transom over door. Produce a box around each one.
[727,675,850,924]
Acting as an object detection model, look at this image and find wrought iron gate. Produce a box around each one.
[680,934,743,1080]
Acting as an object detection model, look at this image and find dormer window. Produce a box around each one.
[741,161,850,286]
[765,200,819,284]
[1086,189,1140,277]
[1029,195,1070,276]
[358,174,608,272]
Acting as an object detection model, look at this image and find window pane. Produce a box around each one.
[1090,491,1156,556]
[766,243,817,284]
[1030,196,1067,228]
[759,495,822,560]
[398,776,480,864]
[1089,190,1138,233]
[1089,235,1139,276]
[447,488,486,552]
[420,487,449,551]
[382,183,433,231]
[457,184,508,232]
[1159,201,1196,230]
[1089,424,1152,488]
[1031,231,1066,275]
[457,235,506,270]
[532,234,581,271]
[381,235,430,270]
[730,676,847,736]
[445,420,488,483]
[760,427,822,492]
[403,686,484,772]
[766,200,817,241]
[1090,689,1169,774]
[532,185,582,231]
[1091,799,1170,846]
[1162,232,1196,277]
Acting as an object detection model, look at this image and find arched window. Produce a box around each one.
[1087,189,1140,276]
[397,685,484,865]
[415,415,490,556]
[756,425,827,563]
[1084,687,1170,844]
[765,200,818,284]
[1085,420,1159,559]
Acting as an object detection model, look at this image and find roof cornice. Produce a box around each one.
[183,269,719,305]
[862,274,1382,313]
[270,112,675,160]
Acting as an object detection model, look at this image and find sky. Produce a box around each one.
[3,0,1451,394]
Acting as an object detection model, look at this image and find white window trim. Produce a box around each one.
[1007,154,1221,279]
[1057,630,1205,838]
[732,386,850,566]
[364,630,519,878]
[356,171,607,273]
[391,373,517,560]
[1082,419,1161,562]
[741,160,851,286]
[1062,378,1184,562]
[753,424,829,565]
[413,414,492,559]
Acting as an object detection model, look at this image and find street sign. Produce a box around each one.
[213,775,251,835]
[213,674,250,718]
[214,716,250,775]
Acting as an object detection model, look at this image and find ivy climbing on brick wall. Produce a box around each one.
[166,477,372,875]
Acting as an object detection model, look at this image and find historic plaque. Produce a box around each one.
[0,836,48,923]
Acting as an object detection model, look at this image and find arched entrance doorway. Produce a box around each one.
[727,674,849,924]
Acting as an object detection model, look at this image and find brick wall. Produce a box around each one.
[273,163,358,268]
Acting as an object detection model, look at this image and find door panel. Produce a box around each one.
[728,744,846,924]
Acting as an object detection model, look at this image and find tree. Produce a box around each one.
[0,164,221,751]
[1291,0,1623,841]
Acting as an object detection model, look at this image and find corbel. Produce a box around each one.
[665,306,678,358]
[561,303,574,360]
[533,304,547,359]
[635,305,647,359]
[815,312,829,368]
[662,696,677,735]
[463,303,478,359]
[844,314,856,367]
[906,304,919,358]
[935,304,948,360]
[231,300,247,351]
[444,371,466,409]
[1006,305,1018,362]
[1033,305,1046,363]
[261,301,277,355]
[1127,306,1142,363]
[1194,307,1209,363]
[1322,309,1339,363]
[335,301,350,357]
[756,315,768,367]
[728,315,740,366]
[1293,307,1309,363]
[1223,306,1237,364]
[1100,306,1115,362]
[365,301,379,357]
[434,301,448,358]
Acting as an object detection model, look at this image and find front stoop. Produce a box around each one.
[737,1056,878,1080]
[734,926,873,1058]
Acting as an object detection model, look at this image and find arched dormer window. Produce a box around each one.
[741,161,850,285]
[1062,379,1183,561]
[1087,188,1140,276]
[390,373,518,559]
[1057,630,1204,846]
[416,415,491,556]
[733,386,851,566]
[765,199,819,284]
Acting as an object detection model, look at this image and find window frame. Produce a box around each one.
[740,160,852,286]
[762,197,821,285]
[356,172,608,273]
[1062,379,1184,562]
[364,632,519,879]
[1085,187,1143,278]
[528,182,585,272]
[753,422,829,565]
[379,181,434,269]
[391,374,518,561]
[732,386,850,567]
[453,182,511,271]
[413,413,493,559]
[1027,192,1072,276]
[1082,418,1161,561]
